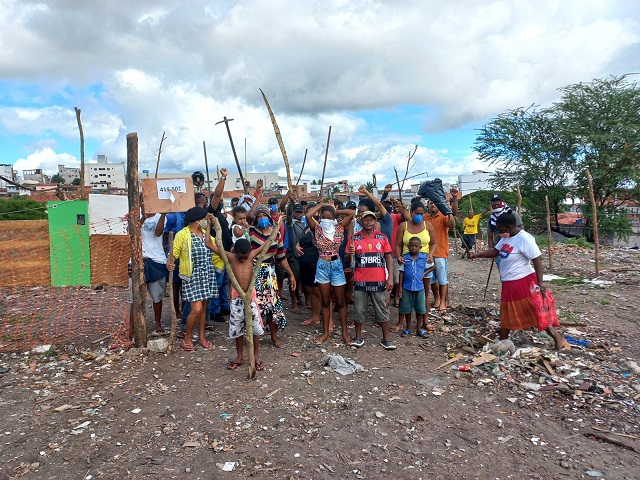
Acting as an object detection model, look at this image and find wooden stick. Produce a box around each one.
[592,427,638,440]
[260,89,293,193]
[319,126,332,199]
[435,353,464,370]
[469,194,473,211]
[295,149,308,186]
[203,140,211,191]
[545,195,553,270]
[126,133,147,348]
[483,258,495,301]
[584,431,639,453]
[74,107,85,200]
[155,131,167,179]
[212,217,282,379]
[586,169,600,275]
[166,232,177,354]
[515,183,522,217]
[394,167,403,203]
[453,218,471,259]
[400,145,418,192]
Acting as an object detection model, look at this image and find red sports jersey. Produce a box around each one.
[348,230,391,292]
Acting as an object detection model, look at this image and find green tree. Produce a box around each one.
[331,186,340,195]
[474,106,576,234]
[311,179,316,185]
[0,196,48,221]
[364,182,374,193]
[71,178,81,186]
[51,174,65,184]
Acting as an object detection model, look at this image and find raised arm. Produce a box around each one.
[305,202,323,230]
[154,213,166,237]
[336,209,355,228]
[425,221,437,264]
[358,185,387,217]
[204,214,220,254]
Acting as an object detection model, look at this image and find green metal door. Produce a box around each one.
[47,200,90,286]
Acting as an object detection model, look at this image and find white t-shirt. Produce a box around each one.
[141,214,167,264]
[495,230,541,281]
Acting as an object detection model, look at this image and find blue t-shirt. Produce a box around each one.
[378,211,393,246]
[164,212,185,234]
[401,252,428,291]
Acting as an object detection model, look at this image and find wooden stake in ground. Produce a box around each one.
[319,126,332,199]
[545,195,553,270]
[515,183,522,217]
[212,217,282,379]
[483,258,495,301]
[260,89,294,193]
[126,132,147,348]
[166,232,177,354]
[586,168,600,275]
[74,107,85,200]
[154,131,167,178]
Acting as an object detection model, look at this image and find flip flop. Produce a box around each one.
[273,342,287,349]
[400,329,411,337]
[255,361,265,371]
[180,340,195,352]
[153,329,168,336]
[301,319,321,326]
[417,330,429,338]
[226,360,243,370]
[197,339,214,350]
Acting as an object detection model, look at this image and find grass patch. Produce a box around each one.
[561,237,594,249]
[596,299,611,306]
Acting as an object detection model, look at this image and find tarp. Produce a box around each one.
[417,179,452,215]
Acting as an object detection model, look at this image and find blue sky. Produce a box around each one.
[1,0,638,188]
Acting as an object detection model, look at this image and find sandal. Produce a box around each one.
[226,360,243,370]
[417,330,429,338]
[197,339,214,350]
[301,319,321,326]
[255,361,265,371]
[400,329,411,337]
[180,340,195,352]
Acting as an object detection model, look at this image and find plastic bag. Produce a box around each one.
[530,284,559,331]
[417,178,452,215]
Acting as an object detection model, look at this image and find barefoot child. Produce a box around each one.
[214,238,269,371]
[397,237,435,336]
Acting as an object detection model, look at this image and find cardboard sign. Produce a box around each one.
[141,177,195,214]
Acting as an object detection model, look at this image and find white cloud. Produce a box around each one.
[13,148,78,177]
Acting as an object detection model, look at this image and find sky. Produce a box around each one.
[1,0,639,189]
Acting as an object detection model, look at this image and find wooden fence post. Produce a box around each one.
[545,195,553,270]
[74,107,85,200]
[127,133,147,347]
[586,168,600,275]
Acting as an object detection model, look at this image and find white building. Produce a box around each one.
[457,170,494,196]
[0,164,13,188]
[86,155,126,190]
[58,164,80,184]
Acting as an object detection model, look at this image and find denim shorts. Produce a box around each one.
[315,258,347,286]
[430,257,448,285]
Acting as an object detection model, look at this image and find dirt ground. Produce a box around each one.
[1,243,639,480]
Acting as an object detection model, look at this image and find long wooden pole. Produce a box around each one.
[586,169,600,275]
[515,183,522,217]
[260,89,294,193]
[394,167,403,203]
[483,259,495,301]
[166,232,177,354]
[74,107,85,199]
[203,140,211,191]
[319,126,332,199]
[126,133,147,347]
[212,217,282,379]
[295,149,308,186]
[545,195,553,270]
[155,131,167,179]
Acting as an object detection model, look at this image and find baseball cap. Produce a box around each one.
[345,200,357,210]
[491,194,504,202]
[268,197,278,205]
[293,204,304,212]
[361,210,376,219]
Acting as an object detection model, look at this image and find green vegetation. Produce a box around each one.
[0,196,48,220]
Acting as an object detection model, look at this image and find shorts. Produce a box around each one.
[430,257,448,285]
[300,258,318,287]
[353,290,388,324]
[315,258,347,286]
[228,294,264,339]
[128,276,166,304]
[399,288,427,315]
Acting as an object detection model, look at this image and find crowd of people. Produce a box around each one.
[131,168,567,371]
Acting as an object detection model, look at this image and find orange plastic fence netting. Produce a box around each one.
[0,217,134,352]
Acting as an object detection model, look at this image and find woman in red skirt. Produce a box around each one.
[469,213,568,350]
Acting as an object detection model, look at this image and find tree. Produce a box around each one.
[474,106,576,234]
[331,186,340,195]
[364,182,374,193]
[72,178,81,186]
[311,179,316,185]
[0,196,48,220]
[51,174,65,184]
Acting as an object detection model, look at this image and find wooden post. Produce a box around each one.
[586,169,600,275]
[319,126,332,199]
[203,140,211,191]
[127,133,147,347]
[212,217,282,379]
[545,195,553,270]
[74,107,85,200]
[244,138,247,181]
[260,89,294,193]
[155,131,167,178]
[166,232,177,354]
[515,183,522,217]
[468,193,474,211]
[394,167,403,203]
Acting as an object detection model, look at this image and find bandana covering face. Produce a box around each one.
[489,203,512,232]
[319,219,337,241]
